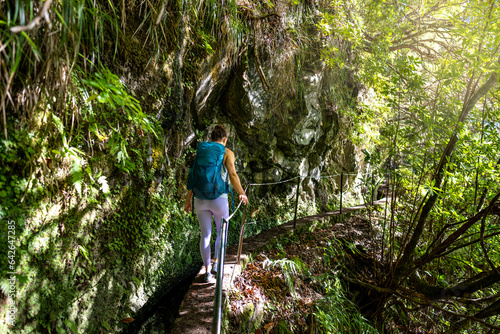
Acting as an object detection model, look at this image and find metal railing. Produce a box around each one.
[212,217,228,334]
[210,170,381,333]
[249,171,379,227]
[212,187,247,334]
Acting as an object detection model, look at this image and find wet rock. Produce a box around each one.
[192,45,360,200]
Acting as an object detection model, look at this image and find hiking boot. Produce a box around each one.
[211,262,218,274]
[205,272,215,283]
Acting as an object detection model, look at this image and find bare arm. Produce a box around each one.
[225,149,248,205]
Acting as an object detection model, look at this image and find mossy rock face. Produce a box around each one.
[192,36,362,205]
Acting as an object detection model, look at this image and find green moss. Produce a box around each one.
[239,301,264,334]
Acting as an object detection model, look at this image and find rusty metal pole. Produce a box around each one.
[237,187,250,263]
[371,171,375,206]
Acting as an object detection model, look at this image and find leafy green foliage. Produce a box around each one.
[317,0,500,331]
[76,66,157,173]
[314,277,378,334]
[263,257,304,297]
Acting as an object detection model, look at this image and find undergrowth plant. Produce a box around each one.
[228,226,381,333]
[314,276,379,334]
[262,256,305,297]
[76,65,158,174]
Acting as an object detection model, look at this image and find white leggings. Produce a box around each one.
[194,197,229,269]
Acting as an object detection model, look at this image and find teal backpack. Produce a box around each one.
[187,141,229,200]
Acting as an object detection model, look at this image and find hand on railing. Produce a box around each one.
[239,193,249,205]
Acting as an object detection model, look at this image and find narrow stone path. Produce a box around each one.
[170,198,388,334]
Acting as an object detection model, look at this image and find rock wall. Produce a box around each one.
[190,41,362,203]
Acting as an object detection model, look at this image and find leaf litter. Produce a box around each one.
[227,213,380,333]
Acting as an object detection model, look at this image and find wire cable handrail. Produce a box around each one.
[212,217,228,334]
[248,175,301,186]
[228,197,244,221]
[248,171,372,187]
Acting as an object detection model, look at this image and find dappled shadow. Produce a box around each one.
[3,172,205,333]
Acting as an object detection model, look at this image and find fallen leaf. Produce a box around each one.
[264,322,274,331]
[121,317,135,323]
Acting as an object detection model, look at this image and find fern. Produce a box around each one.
[70,158,83,197]
[98,175,109,195]
[263,257,303,297]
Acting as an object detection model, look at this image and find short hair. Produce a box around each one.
[211,124,228,141]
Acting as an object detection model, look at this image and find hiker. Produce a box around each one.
[184,124,249,283]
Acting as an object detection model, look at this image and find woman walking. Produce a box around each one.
[184,125,248,282]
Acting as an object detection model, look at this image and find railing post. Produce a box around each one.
[237,187,250,263]
[191,195,195,218]
[212,218,228,334]
[293,177,301,229]
[340,172,343,214]
[371,171,374,206]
